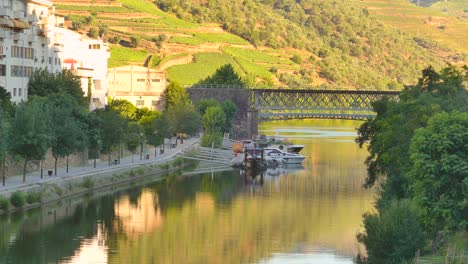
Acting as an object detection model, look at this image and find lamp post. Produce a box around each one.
[140,132,144,160]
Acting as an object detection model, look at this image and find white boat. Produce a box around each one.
[263,147,305,165]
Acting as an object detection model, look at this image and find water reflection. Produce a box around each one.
[0,119,374,264]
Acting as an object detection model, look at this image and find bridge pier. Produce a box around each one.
[247,109,258,139]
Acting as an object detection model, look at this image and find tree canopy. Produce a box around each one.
[197,64,244,87]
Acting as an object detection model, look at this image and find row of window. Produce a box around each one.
[136,78,161,83]
[89,44,101,50]
[0,64,5,76]
[11,46,34,59]
[12,87,24,97]
[11,65,34,77]
[135,100,159,107]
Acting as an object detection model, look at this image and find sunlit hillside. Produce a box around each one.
[54,0,465,89]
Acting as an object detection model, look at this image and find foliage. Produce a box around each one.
[197,64,244,86]
[46,94,88,175]
[0,196,8,210]
[201,131,223,148]
[126,122,144,154]
[26,191,42,204]
[9,99,51,182]
[202,106,226,133]
[81,177,94,189]
[196,99,220,116]
[167,100,201,136]
[94,108,127,155]
[28,69,85,105]
[71,20,83,30]
[108,98,138,121]
[10,191,25,208]
[357,200,425,264]
[165,81,190,110]
[356,65,467,196]
[0,87,15,117]
[88,27,99,38]
[130,35,141,48]
[290,54,303,64]
[409,111,468,232]
[221,100,237,132]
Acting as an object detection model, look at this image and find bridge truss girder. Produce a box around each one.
[253,89,400,120]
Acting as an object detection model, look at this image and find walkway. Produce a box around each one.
[0,137,200,195]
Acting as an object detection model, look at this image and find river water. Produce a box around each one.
[0,119,375,264]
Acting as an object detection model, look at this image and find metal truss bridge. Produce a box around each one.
[253,89,400,120]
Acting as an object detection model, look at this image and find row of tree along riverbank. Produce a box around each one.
[355,65,467,263]
[0,65,240,187]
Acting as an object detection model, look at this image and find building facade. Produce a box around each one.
[0,0,109,108]
[108,65,166,110]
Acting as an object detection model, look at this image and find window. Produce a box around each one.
[10,46,34,59]
[136,100,144,106]
[49,57,52,64]
[54,58,57,65]
[18,88,22,96]
[13,88,16,96]
[11,65,34,77]
[0,46,3,55]
[0,64,5,76]
[136,78,145,82]
[151,79,160,83]
[89,44,101,50]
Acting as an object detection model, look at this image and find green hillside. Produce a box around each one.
[55,0,466,89]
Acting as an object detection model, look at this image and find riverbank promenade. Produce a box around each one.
[0,137,200,195]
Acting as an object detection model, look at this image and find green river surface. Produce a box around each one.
[0,119,375,264]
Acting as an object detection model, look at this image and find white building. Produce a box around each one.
[0,0,109,108]
[55,27,110,109]
[108,65,166,110]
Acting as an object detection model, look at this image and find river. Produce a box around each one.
[0,119,375,264]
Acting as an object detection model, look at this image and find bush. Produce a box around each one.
[72,21,83,31]
[10,191,25,208]
[81,177,94,189]
[108,35,121,44]
[26,191,42,204]
[130,36,141,48]
[201,131,223,148]
[290,54,303,64]
[357,199,425,264]
[0,196,9,210]
[88,27,99,38]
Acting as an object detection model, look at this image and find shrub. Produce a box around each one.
[0,196,9,210]
[357,199,425,264]
[159,164,169,170]
[201,131,223,148]
[290,54,303,64]
[108,35,121,44]
[172,157,184,167]
[81,177,94,189]
[10,191,25,208]
[88,27,99,38]
[136,169,145,175]
[130,36,141,47]
[26,191,42,204]
[52,184,63,196]
[72,21,83,31]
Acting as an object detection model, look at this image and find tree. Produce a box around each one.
[221,100,237,133]
[108,98,137,121]
[28,69,85,105]
[9,100,51,182]
[95,108,127,165]
[125,122,144,162]
[202,106,226,133]
[130,35,141,48]
[197,98,220,116]
[0,109,10,186]
[165,81,190,110]
[167,100,201,140]
[46,94,87,175]
[86,111,102,168]
[357,200,425,264]
[197,64,244,86]
[0,86,15,117]
[409,111,468,232]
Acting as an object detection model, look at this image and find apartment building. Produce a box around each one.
[0,0,109,108]
[108,65,166,110]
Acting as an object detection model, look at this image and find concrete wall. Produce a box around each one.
[187,88,257,139]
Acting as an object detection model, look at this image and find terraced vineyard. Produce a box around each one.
[356,0,467,54]
[54,0,466,88]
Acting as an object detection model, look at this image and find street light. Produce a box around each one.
[140,132,144,160]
